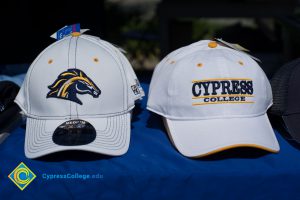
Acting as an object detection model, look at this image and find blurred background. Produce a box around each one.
[0,0,299,78]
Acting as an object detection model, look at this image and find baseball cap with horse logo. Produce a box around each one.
[15,30,144,159]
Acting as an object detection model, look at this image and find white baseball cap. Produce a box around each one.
[147,40,279,157]
[15,33,144,159]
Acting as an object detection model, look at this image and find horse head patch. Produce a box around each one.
[46,68,101,105]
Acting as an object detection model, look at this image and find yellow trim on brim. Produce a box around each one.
[192,144,279,158]
[162,118,278,159]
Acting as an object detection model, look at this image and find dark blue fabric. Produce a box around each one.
[0,81,300,200]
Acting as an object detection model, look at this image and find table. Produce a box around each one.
[0,81,299,199]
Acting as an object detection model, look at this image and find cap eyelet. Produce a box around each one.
[48,59,53,64]
[93,58,99,63]
[238,61,244,66]
[208,41,218,48]
[197,63,203,67]
[170,60,175,64]
[71,32,81,37]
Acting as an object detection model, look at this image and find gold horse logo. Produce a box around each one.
[47,68,101,105]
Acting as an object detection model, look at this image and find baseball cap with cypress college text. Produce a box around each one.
[147,40,280,157]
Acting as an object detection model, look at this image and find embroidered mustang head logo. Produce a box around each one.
[46,68,101,105]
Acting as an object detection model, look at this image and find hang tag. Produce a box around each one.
[131,79,144,99]
[50,24,89,40]
[57,24,80,40]
[131,84,140,95]
[131,79,142,95]
[215,38,261,63]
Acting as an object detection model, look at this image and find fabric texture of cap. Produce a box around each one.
[15,33,144,159]
[270,58,300,143]
[147,40,279,157]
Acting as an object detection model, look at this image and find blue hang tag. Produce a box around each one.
[56,24,80,40]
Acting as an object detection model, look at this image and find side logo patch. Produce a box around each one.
[47,68,101,105]
[191,78,254,106]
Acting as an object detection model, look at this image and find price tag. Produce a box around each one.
[215,38,261,62]
[50,24,82,40]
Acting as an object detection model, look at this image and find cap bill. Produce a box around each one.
[25,113,130,159]
[164,114,279,157]
[282,114,300,143]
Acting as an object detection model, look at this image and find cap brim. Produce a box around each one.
[164,114,279,157]
[282,114,300,143]
[25,113,130,159]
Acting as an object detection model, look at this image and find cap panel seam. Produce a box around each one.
[149,47,186,97]
[81,36,127,110]
[27,37,71,115]
[68,37,72,119]
[74,36,79,118]
[166,61,180,116]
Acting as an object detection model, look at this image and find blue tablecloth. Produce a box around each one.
[0,81,300,199]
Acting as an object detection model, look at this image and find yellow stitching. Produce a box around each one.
[50,79,67,89]
[61,72,76,76]
[192,101,254,106]
[48,89,58,96]
[61,82,73,97]
[60,77,95,97]
[192,94,254,99]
